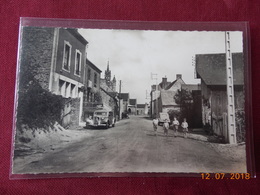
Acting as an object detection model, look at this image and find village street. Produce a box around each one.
[14,116,246,174]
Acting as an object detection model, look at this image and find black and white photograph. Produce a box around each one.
[12,21,248,176]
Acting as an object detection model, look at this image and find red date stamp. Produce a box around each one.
[201,173,251,180]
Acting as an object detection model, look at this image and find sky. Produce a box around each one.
[78,28,243,104]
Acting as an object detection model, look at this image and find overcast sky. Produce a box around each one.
[78,29,243,104]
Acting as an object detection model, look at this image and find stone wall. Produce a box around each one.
[20,27,55,90]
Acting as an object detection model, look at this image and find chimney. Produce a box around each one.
[151,85,156,91]
[162,77,167,84]
[176,74,182,80]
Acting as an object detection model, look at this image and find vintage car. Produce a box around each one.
[158,112,170,126]
[86,109,116,129]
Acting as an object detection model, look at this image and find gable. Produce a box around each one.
[166,79,185,91]
[160,91,177,106]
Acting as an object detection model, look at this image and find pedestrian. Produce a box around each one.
[181,118,189,138]
[86,115,93,126]
[172,117,179,137]
[152,117,159,135]
[163,119,170,136]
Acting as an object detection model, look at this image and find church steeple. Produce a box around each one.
[112,75,116,82]
[107,61,110,71]
[105,60,111,82]
[112,75,116,91]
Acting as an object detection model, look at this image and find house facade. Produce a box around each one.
[20,27,88,127]
[128,99,137,115]
[150,75,185,117]
[136,104,149,115]
[49,28,87,98]
[195,53,244,143]
[83,58,102,120]
[119,93,129,113]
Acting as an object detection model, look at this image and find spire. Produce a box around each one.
[105,60,111,82]
[107,60,110,71]
[113,75,116,82]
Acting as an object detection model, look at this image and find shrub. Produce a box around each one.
[16,75,64,133]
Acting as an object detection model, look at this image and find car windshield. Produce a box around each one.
[94,112,107,116]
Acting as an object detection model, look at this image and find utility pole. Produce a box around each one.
[225,31,237,144]
[119,80,122,120]
[151,73,158,118]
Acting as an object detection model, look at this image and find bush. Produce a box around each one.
[16,76,64,133]
[168,109,180,121]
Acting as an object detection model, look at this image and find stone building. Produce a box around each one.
[19,27,88,127]
[150,75,185,117]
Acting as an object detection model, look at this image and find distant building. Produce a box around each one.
[100,62,117,92]
[195,52,244,143]
[150,75,185,117]
[83,58,102,119]
[83,59,121,120]
[136,104,149,115]
[119,93,129,113]
[128,99,137,115]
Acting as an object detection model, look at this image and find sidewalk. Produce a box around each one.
[187,128,209,142]
[185,128,246,162]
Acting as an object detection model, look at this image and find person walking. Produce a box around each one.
[152,118,159,136]
[172,117,179,137]
[163,119,170,136]
[181,118,189,138]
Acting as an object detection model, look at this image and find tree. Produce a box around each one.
[174,89,194,125]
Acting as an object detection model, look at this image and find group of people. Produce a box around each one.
[152,117,188,138]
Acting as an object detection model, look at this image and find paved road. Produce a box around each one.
[16,115,246,174]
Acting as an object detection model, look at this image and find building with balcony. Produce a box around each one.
[83,58,102,119]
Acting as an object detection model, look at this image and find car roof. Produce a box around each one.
[94,110,109,112]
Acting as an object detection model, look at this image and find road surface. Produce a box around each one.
[14,115,246,174]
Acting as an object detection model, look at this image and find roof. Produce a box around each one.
[181,84,201,92]
[100,79,114,92]
[119,93,129,101]
[165,80,177,90]
[137,104,146,108]
[196,53,244,86]
[86,58,102,73]
[66,28,88,45]
[160,91,177,106]
[100,87,117,100]
[107,92,118,98]
[159,81,171,90]
[129,99,137,106]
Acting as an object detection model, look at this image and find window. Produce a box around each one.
[65,82,70,98]
[71,84,76,98]
[94,73,97,87]
[88,68,91,80]
[59,80,66,96]
[63,41,71,71]
[74,50,81,76]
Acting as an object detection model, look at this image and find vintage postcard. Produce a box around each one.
[11,19,253,178]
